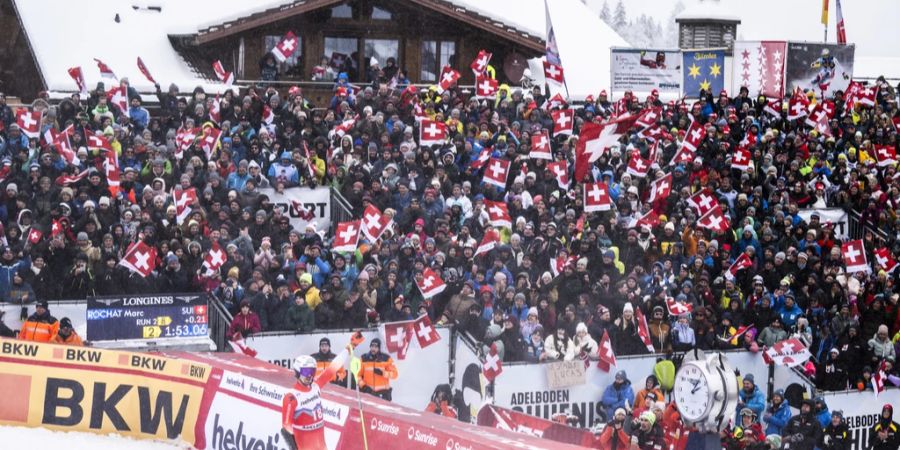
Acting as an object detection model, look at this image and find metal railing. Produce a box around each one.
[207,292,234,351]
[329,187,355,231]
[847,208,891,247]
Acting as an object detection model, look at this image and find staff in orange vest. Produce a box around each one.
[19,300,59,342]
[358,338,398,401]
[53,317,84,346]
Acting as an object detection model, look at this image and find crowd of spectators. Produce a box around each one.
[1,59,900,396]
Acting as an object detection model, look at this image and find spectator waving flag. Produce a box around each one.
[107,85,129,116]
[475,229,500,257]
[482,342,503,382]
[547,160,569,189]
[362,204,392,242]
[665,297,693,316]
[270,31,299,63]
[413,314,440,349]
[212,60,234,85]
[173,187,197,224]
[382,320,415,360]
[120,241,157,277]
[551,109,574,136]
[787,88,810,121]
[596,329,617,372]
[731,147,752,171]
[697,204,730,234]
[483,158,510,189]
[574,114,637,182]
[419,119,447,147]
[94,58,117,80]
[635,307,655,353]
[67,66,88,95]
[842,239,869,273]
[475,74,498,98]
[332,220,361,253]
[437,66,461,93]
[27,228,42,245]
[647,173,672,204]
[470,146,492,170]
[530,132,552,160]
[688,188,717,217]
[725,252,753,280]
[55,169,89,186]
[680,118,706,152]
[583,182,612,213]
[199,127,222,160]
[874,247,898,273]
[626,152,651,178]
[87,134,112,153]
[470,49,492,75]
[136,57,156,84]
[764,338,811,368]
[16,109,41,139]
[484,200,512,228]
[203,241,227,275]
[763,99,783,118]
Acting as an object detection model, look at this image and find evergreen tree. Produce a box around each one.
[665,0,687,47]
[613,0,627,30]
[599,0,611,24]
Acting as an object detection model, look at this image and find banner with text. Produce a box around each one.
[611,48,682,98]
[798,208,849,238]
[682,49,725,97]
[86,293,208,342]
[821,388,900,450]
[259,186,331,232]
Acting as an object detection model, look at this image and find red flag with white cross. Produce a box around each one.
[874,145,897,167]
[530,132,552,160]
[787,88,810,121]
[475,229,500,257]
[120,241,157,277]
[213,60,234,85]
[483,158,510,189]
[437,65,461,93]
[475,74,498,98]
[697,204,730,234]
[470,50,492,75]
[842,239,869,273]
[174,188,197,225]
[203,241,227,275]
[542,61,564,84]
[583,182,612,213]
[596,329,617,372]
[16,109,41,139]
[87,134,112,153]
[665,297,693,316]
[551,109,574,136]
[470,146,492,170]
[731,148,752,171]
[271,31,299,63]
[874,247,897,273]
[361,204,392,242]
[419,119,448,148]
[416,268,446,300]
[626,152,651,178]
[333,220,361,254]
[482,342,503,382]
[635,308,655,353]
[413,314,441,349]
[764,338,811,368]
[681,118,706,152]
[725,252,753,280]
[688,189,717,217]
[874,360,887,397]
[382,320,415,360]
[27,228,43,245]
[647,173,672,203]
[484,200,512,228]
[547,160,569,189]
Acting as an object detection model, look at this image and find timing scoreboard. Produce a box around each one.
[86,294,209,341]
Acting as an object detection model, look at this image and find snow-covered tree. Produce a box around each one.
[613,0,627,30]
[664,0,687,47]
[599,0,611,24]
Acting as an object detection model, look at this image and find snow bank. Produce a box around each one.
[0,426,188,449]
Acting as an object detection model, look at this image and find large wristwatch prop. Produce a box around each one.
[673,349,739,433]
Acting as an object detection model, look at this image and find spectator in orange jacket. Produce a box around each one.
[425,384,457,418]
[633,375,665,416]
[598,408,631,449]
[359,338,398,401]
[19,301,58,342]
[53,317,83,346]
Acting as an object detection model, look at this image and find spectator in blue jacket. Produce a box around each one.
[735,374,766,421]
[0,246,31,302]
[128,97,150,131]
[814,396,831,428]
[778,293,803,328]
[298,244,331,288]
[601,370,635,420]
[226,160,251,191]
[763,389,792,436]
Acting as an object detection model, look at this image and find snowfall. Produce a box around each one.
[0,426,189,448]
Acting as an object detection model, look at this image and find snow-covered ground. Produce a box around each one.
[0,426,190,449]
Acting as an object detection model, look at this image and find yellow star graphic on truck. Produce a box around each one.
[688,63,701,79]
[709,62,722,77]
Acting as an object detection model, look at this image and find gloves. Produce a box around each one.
[823,435,831,445]
[281,429,298,450]
[349,331,365,349]
[373,368,384,376]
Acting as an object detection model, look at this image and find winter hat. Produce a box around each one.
[744,373,755,384]
[576,322,588,334]
[623,302,634,313]
[60,317,73,329]
[5,183,16,193]
[299,273,313,284]
[615,370,628,382]
[639,411,656,426]
[527,307,538,317]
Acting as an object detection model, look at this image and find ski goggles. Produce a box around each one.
[296,367,317,378]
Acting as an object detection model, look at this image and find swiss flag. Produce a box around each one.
[787,89,810,121]
[681,119,706,152]
[209,96,221,125]
[68,66,88,95]
[175,126,197,159]
[474,229,501,257]
[330,115,357,138]
[107,85,128,116]
[136,57,156,84]
[120,241,157,277]
[842,239,869,273]
[27,228,43,245]
[551,254,576,278]
[847,81,877,107]
[228,337,258,358]
[731,147,752,171]
[417,268,446,299]
[626,152,650,178]
[874,247,898,273]
[212,60,234,85]
[87,134,112,153]
[94,58,117,80]
[647,173,672,203]
[437,66,461,93]
[470,50,492,75]
[262,104,275,125]
[544,93,568,111]
[874,360,888,397]
[333,220,361,253]
[16,109,41,139]
[482,342,503,382]
[530,132,552,160]
[104,147,121,196]
[52,128,78,166]
[725,252,753,280]
[55,169,89,186]
[596,330,617,372]
[470,146,492,170]
[362,204,392,242]
[542,61,564,84]
[475,74,498,98]
[551,109,574,136]
[635,308,655,353]
[203,241,227,275]
[814,111,833,138]
[483,158,510,189]
[635,107,661,129]
[271,31,299,62]
[670,145,695,167]
[805,102,834,128]
[764,338,811,368]
[173,188,197,224]
[574,115,636,182]
[291,200,316,221]
[628,209,660,230]
[484,200,512,228]
[688,189,717,217]
[583,182,611,212]
[547,160,569,189]
[697,204,730,234]
[199,127,222,159]
[763,99,783,118]
[413,314,441,348]
[419,119,448,147]
[383,320,415,360]
[875,145,897,167]
[665,297,693,316]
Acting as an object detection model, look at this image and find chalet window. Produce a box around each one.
[325,36,359,78]
[263,35,302,77]
[371,6,392,20]
[420,40,456,82]
[364,39,399,71]
[331,4,352,18]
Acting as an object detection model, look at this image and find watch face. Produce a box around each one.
[675,363,711,422]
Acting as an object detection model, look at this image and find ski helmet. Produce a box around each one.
[293,355,317,380]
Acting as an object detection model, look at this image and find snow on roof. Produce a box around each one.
[855,56,900,81]
[14,0,226,94]
[675,3,741,22]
